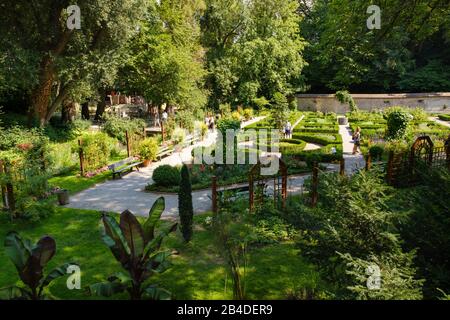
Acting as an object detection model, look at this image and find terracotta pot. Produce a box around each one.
[142,159,151,167]
[57,190,70,206]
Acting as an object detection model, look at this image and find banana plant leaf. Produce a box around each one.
[101,213,131,267]
[142,197,165,242]
[120,210,145,258]
[142,223,177,261]
[40,263,75,290]
[143,285,172,300]
[0,285,29,300]
[4,232,31,272]
[88,281,128,297]
[145,251,173,274]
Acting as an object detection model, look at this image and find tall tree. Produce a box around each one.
[201,0,306,109]
[119,0,207,113]
[0,0,147,126]
[300,0,450,92]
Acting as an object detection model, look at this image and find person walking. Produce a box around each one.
[285,121,292,139]
[352,127,361,155]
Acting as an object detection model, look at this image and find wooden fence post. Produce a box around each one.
[126,130,131,158]
[212,175,218,214]
[78,139,85,177]
[161,121,166,144]
[249,173,254,213]
[365,153,372,171]
[340,158,345,176]
[386,151,394,185]
[311,162,319,207]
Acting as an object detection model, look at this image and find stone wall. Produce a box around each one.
[296,92,450,114]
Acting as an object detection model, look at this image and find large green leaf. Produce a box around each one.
[4,232,31,272]
[40,263,74,291]
[142,223,177,261]
[145,251,173,274]
[35,236,56,268]
[88,281,127,298]
[143,197,165,242]
[101,213,131,266]
[20,236,57,290]
[0,285,29,300]
[119,210,145,258]
[143,285,172,300]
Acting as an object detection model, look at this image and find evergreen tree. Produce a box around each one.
[178,164,194,242]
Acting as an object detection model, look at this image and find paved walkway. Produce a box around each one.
[66,116,269,218]
[66,116,364,217]
[338,117,366,174]
[429,116,450,128]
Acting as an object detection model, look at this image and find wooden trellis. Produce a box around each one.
[249,157,288,212]
[387,135,450,187]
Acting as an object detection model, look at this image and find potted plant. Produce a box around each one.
[139,138,158,167]
[56,189,70,206]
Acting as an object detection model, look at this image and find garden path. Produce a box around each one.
[429,117,450,128]
[65,116,277,218]
[338,117,366,174]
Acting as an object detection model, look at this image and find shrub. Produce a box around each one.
[76,132,114,173]
[139,138,158,161]
[252,97,270,110]
[410,108,428,122]
[102,114,146,144]
[152,165,180,187]
[386,109,411,140]
[231,111,241,121]
[171,127,186,145]
[336,90,358,112]
[271,92,289,130]
[175,110,195,132]
[369,144,384,161]
[438,114,450,121]
[178,164,193,242]
[242,108,254,121]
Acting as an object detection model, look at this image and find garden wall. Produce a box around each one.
[296,92,450,114]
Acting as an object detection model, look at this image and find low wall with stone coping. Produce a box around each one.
[296,92,450,114]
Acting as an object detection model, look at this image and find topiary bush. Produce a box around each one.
[386,109,411,140]
[369,144,384,161]
[152,165,180,187]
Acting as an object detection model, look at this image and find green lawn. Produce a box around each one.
[0,207,321,300]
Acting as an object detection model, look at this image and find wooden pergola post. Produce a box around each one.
[126,130,131,157]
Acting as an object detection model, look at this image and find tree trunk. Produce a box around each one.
[94,88,107,122]
[62,100,76,124]
[29,56,55,127]
[81,102,90,120]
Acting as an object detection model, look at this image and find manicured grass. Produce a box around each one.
[49,169,112,194]
[0,207,321,300]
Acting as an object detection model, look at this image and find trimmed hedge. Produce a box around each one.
[438,114,450,121]
[152,165,180,187]
[293,133,342,145]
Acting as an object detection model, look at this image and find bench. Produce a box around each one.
[156,145,174,161]
[108,157,143,179]
[182,134,200,148]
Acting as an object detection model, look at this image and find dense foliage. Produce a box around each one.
[152,165,180,187]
